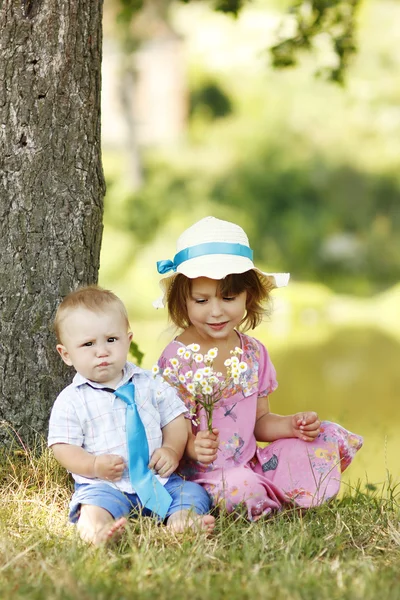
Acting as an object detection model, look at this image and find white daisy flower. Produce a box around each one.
[202,367,212,376]
[185,370,193,379]
[231,356,239,365]
[194,353,204,363]
[203,385,213,394]
[208,348,218,358]
[194,371,204,382]
[151,365,159,375]
[224,358,232,367]
[177,347,185,356]
[238,362,248,372]
[178,374,186,383]
[233,347,243,355]
[188,343,200,352]
[233,377,240,385]
[183,351,192,360]
[186,383,195,393]
[170,358,179,367]
[163,367,171,376]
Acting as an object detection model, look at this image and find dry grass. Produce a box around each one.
[1,424,399,600]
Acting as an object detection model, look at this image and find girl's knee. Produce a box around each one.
[206,468,265,506]
[222,467,261,489]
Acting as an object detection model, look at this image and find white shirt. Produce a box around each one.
[48,362,187,493]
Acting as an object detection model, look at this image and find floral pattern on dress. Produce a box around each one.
[159,334,363,520]
[318,421,363,472]
[221,433,246,463]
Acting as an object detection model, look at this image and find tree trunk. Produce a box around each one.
[0,0,105,446]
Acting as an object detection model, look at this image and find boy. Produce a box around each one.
[48,285,214,545]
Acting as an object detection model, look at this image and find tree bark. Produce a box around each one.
[0,0,105,446]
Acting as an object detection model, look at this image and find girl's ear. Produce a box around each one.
[244,290,251,309]
[56,344,73,366]
[128,331,133,342]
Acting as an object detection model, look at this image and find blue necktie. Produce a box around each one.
[114,381,172,520]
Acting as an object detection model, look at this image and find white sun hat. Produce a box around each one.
[153,216,290,308]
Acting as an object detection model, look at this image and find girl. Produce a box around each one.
[155,216,363,520]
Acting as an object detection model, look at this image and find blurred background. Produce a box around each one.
[99,0,400,490]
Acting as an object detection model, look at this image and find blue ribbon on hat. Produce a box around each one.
[156,242,253,275]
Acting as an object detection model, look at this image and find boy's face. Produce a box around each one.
[56,306,132,388]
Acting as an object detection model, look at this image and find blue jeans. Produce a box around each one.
[69,474,211,523]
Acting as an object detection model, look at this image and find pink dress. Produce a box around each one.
[158,332,363,521]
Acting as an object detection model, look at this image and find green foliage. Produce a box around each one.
[190,80,233,121]
[270,0,361,83]
[104,148,399,296]
[102,0,400,297]
[117,0,144,24]
[104,160,187,247]
[208,0,245,17]
[178,0,245,16]
[129,339,145,365]
[116,0,360,81]
[210,151,400,294]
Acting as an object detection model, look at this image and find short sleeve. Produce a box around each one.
[158,341,179,370]
[47,387,84,447]
[257,340,278,397]
[151,374,187,429]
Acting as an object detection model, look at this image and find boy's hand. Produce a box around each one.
[149,447,179,478]
[194,429,219,464]
[292,412,320,442]
[94,454,125,481]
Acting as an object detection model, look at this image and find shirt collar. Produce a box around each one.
[72,362,139,390]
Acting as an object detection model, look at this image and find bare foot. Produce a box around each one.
[166,510,215,533]
[77,516,127,546]
[103,517,128,544]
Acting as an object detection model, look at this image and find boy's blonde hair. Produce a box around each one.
[54,285,130,343]
[166,270,273,332]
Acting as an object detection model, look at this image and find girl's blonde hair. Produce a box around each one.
[166,270,273,332]
[54,285,130,343]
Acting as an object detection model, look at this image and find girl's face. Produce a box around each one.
[186,277,247,343]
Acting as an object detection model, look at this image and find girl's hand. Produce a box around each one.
[292,412,320,442]
[194,429,219,464]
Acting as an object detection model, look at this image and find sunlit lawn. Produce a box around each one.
[1,440,400,600]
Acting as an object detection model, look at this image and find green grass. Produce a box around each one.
[1,436,399,600]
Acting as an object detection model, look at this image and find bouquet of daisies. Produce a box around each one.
[153,344,248,432]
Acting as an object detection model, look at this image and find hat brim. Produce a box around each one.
[153,257,290,308]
